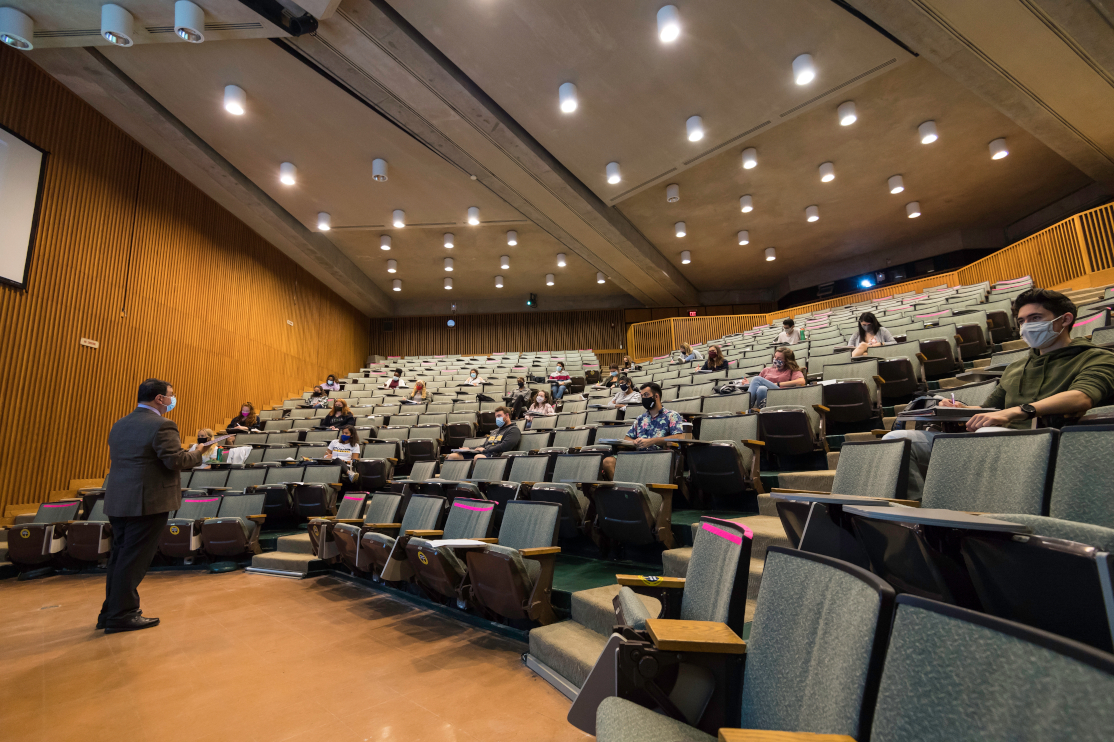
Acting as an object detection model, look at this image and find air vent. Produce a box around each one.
[34,29,100,38]
[479,219,530,225]
[779,58,897,119]
[683,121,771,166]
[381,320,393,332]
[146,22,263,33]
[610,167,678,202]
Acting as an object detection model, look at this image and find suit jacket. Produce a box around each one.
[103,407,204,517]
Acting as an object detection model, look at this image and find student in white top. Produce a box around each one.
[608,377,643,408]
[325,426,361,460]
[381,368,409,390]
[464,369,486,386]
[189,428,221,468]
[775,318,802,345]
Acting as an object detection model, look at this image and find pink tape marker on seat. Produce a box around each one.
[701,520,750,543]
[453,501,495,512]
[185,498,220,503]
[43,502,76,508]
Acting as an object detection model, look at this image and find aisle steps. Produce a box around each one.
[248,532,324,577]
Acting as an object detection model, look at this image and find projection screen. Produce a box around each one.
[0,125,47,291]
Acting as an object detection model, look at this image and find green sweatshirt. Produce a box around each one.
[985,338,1114,429]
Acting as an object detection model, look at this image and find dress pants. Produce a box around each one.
[100,511,169,622]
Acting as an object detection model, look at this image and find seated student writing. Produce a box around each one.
[849,312,896,357]
[699,345,729,372]
[746,347,807,405]
[463,369,486,386]
[444,407,520,460]
[675,342,704,363]
[607,377,643,408]
[322,400,356,430]
[776,318,801,345]
[307,385,331,408]
[405,380,427,403]
[548,362,571,399]
[227,403,261,433]
[601,382,686,480]
[621,355,634,371]
[885,287,1114,499]
[322,374,341,392]
[594,365,621,389]
[525,391,555,419]
[324,425,360,461]
[381,369,408,390]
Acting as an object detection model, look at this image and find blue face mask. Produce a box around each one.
[165,396,177,412]
[495,417,506,427]
[340,434,351,442]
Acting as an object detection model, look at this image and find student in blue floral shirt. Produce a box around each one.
[601,382,686,480]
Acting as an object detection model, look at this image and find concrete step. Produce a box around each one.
[277,533,314,554]
[757,493,777,517]
[775,471,835,493]
[827,451,841,470]
[571,584,661,637]
[529,619,609,690]
[249,551,318,575]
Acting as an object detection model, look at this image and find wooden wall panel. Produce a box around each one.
[0,47,368,510]
[368,310,625,359]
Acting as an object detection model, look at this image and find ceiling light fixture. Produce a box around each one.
[372,158,388,182]
[495,275,504,288]
[680,250,691,264]
[606,161,621,184]
[838,100,856,126]
[101,4,135,47]
[387,259,397,273]
[906,201,922,218]
[0,7,34,50]
[666,183,680,203]
[918,120,938,144]
[888,175,905,194]
[989,138,1009,160]
[444,277,453,290]
[500,255,510,270]
[657,5,680,43]
[223,85,246,115]
[279,162,297,185]
[392,209,405,228]
[675,221,686,238]
[686,115,704,142]
[546,273,555,286]
[559,82,578,113]
[467,206,480,225]
[765,247,776,261]
[792,54,816,85]
[805,205,819,222]
[174,1,205,42]
[392,279,401,292]
[443,232,454,248]
[740,194,753,213]
[317,212,331,231]
[738,230,749,245]
[819,161,835,182]
[556,253,567,267]
[597,272,606,284]
[444,257,453,272]
[380,235,391,251]
[741,147,757,169]
[506,230,518,246]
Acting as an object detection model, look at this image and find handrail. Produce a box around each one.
[626,202,1114,361]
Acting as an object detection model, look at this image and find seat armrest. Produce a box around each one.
[718,730,856,742]
[871,429,889,437]
[915,352,928,362]
[406,529,443,537]
[363,523,401,530]
[519,546,561,557]
[649,483,678,490]
[742,439,764,448]
[333,518,363,524]
[616,574,686,589]
[771,487,831,495]
[645,619,746,654]
[872,375,886,385]
[473,537,498,543]
[813,404,830,413]
[247,515,267,522]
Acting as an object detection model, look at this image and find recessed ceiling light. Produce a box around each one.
[444,257,453,272]
[838,100,856,126]
[906,201,922,218]
[597,272,606,284]
[741,147,757,169]
[686,115,704,142]
[740,194,753,213]
[500,255,510,270]
[392,279,401,291]
[317,212,331,231]
[556,253,567,267]
[919,120,938,144]
[380,235,391,251]
[444,232,454,248]
[101,4,134,47]
[738,230,749,246]
[559,82,578,113]
[888,175,905,194]
[174,1,205,43]
[543,273,555,286]
[372,158,388,182]
[507,230,518,246]
[387,259,397,273]
[223,85,246,115]
[495,275,504,288]
[680,250,691,264]
[819,161,835,182]
[467,206,480,225]
[805,205,819,222]
[279,162,297,185]
[792,54,816,85]
[765,247,776,261]
[675,221,686,238]
[666,183,680,203]
[657,5,680,42]
[444,277,453,290]
[0,8,34,50]
[606,162,621,184]
[392,209,405,228]
[989,138,1009,160]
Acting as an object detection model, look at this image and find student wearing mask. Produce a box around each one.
[445,407,520,460]
[307,385,331,408]
[885,288,1114,499]
[506,377,532,419]
[595,365,622,389]
[676,342,704,363]
[381,368,408,390]
[602,382,685,479]
[608,376,643,408]
[227,403,260,433]
[189,428,221,467]
[849,312,896,357]
[700,345,729,372]
[776,318,802,345]
[525,390,555,419]
[325,425,361,461]
[549,362,571,399]
[621,356,635,371]
[746,347,807,406]
[322,399,356,430]
[464,369,486,386]
[322,375,341,392]
[406,380,427,402]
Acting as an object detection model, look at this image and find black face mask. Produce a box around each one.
[518,381,524,387]
[619,384,629,392]
[197,436,210,444]
[641,396,655,410]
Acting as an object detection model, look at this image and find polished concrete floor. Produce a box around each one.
[0,571,588,742]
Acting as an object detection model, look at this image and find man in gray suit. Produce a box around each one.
[98,378,214,633]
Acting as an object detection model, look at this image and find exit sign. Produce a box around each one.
[688,311,697,317]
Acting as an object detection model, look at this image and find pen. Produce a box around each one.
[951,393,956,404]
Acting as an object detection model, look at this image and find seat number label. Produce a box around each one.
[169,525,180,536]
[20,528,29,539]
[417,551,428,565]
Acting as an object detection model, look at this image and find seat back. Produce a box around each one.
[440,458,474,481]
[552,453,603,483]
[869,595,1114,742]
[303,464,343,484]
[613,450,675,485]
[497,500,561,551]
[823,359,880,403]
[363,493,402,524]
[739,547,896,738]
[552,428,591,449]
[764,385,823,431]
[1072,309,1109,339]
[174,495,221,519]
[949,379,999,407]
[830,439,910,498]
[85,499,108,523]
[1050,425,1114,527]
[518,430,553,451]
[398,494,444,532]
[304,431,339,443]
[698,414,759,469]
[30,500,82,523]
[701,393,751,414]
[215,493,266,518]
[409,461,439,480]
[190,469,230,488]
[679,518,753,631]
[225,468,267,491]
[335,492,369,519]
[233,433,269,445]
[442,498,496,539]
[263,465,305,485]
[922,430,1057,513]
[508,455,549,483]
[471,457,511,482]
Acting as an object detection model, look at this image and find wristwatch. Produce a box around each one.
[1020,403,1038,419]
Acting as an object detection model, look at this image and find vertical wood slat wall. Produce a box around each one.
[0,48,368,510]
[367,310,626,359]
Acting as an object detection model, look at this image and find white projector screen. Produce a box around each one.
[0,125,47,291]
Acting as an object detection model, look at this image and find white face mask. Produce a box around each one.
[536,395,545,403]
[1020,314,1066,349]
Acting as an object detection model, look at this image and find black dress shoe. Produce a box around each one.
[95,616,105,630]
[104,615,160,634]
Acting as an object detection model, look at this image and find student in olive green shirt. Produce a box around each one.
[886,287,1114,498]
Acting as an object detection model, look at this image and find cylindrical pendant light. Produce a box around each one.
[101,4,134,47]
[223,85,246,115]
[506,230,518,246]
[387,259,397,273]
[372,158,388,182]
[675,221,686,237]
[686,115,704,142]
[657,5,680,42]
[792,53,816,85]
[279,162,297,185]
[606,161,621,184]
[495,275,504,288]
[392,279,402,292]
[680,250,691,264]
[741,147,757,169]
[317,212,331,231]
[556,253,567,267]
[919,120,938,144]
[666,183,680,203]
[906,201,922,218]
[559,82,578,113]
[380,235,391,250]
[392,209,405,228]
[174,1,205,42]
[444,277,453,290]
[888,175,905,194]
[765,247,777,261]
[0,8,34,50]
[500,255,510,270]
[838,100,856,126]
[443,232,454,248]
[819,161,835,182]
[444,257,454,272]
[467,206,480,225]
[737,230,750,245]
[805,205,819,222]
[740,194,753,212]
[545,273,555,286]
[597,272,606,284]
[989,138,1009,160]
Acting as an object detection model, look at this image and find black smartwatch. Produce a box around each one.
[1020,403,1038,419]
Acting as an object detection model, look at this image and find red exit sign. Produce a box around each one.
[688,311,697,317]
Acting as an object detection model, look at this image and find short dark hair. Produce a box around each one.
[782,317,794,327]
[394,368,402,375]
[1013,288,1076,321]
[137,378,169,403]
[494,406,513,418]
[639,381,663,398]
[609,363,619,369]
